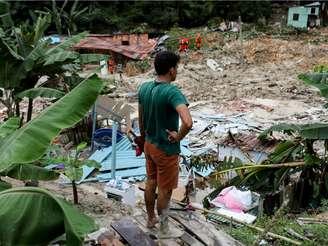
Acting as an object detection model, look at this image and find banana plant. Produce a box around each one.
[45,0,88,35]
[213,122,328,208]
[0,74,103,191]
[0,117,58,191]
[50,142,100,204]
[298,70,328,107]
[0,11,107,121]
[0,74,102,244]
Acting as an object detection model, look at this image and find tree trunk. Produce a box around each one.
[322,3,328,27]
[72,180,78,204]
[15,101,20,117]
[26,98,33,122]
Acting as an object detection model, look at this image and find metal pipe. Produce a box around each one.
[111,121,118,179]
[91,104,97,152]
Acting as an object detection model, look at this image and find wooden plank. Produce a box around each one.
[170,212,243,246]
[169,214,214,246]
[180,232,204,246]
[111,218,157,246]
[134,213,184,240]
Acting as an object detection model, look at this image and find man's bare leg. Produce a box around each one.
[145,179,158,228]
[157,188,172,215]
[157,188,172,233]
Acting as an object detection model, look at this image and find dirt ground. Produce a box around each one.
[117,28,328,120]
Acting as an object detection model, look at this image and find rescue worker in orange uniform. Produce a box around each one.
[179,37,189,53]
[108,59,114,74]
[195,33,202,50]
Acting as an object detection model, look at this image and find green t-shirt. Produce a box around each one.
[138,81,189,155]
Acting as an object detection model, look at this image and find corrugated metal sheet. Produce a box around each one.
[97,166,146,180]
[79,137,133,183]
[80,136,195,183]
[100,151,145,171]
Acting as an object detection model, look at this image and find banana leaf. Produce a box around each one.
[16,87,64,99]
[298,73,328,98]
[0,74,103,172]
[0,58,27,89]
[23,39,50,72]
[1,163,59,181]
[33,14,51,45]
[0,1,13,29]
[46,31,88,55]
[44,50,79,65]
[269,140,299,164]
[0,117,20,139]
[258,123,301,140]
[0,180,11,192]
[79,54,109,64]
[1,38,24,60]
[300,123,328,139]
[0,187,97,245]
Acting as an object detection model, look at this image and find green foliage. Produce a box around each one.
[0,117,20,139]
[269,140,301,164]
[190,153,243,173]
[0,187,97,245]
[299,73,328,99]
[135,60,151,73]
[260,122,328,141]
[0,180,11,192]
[0,163,59,181]
[313,65,328,73]
[0,75,103,173]
[222,215,328,246]
[214,120,328,208]
[49,141,100,204]
[0,0,13,29]
[3,1,273,34]
[55,142,100,182]
[165,27,205,52]
[44,0,88,35]
[0,13,105,119]
[259,123,300,140]
[16,87,65,100]
[207,17,224,29]
[0,117,59,183]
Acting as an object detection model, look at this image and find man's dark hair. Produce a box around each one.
[154,51,180,75]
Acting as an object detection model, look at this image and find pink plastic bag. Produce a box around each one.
[211,186,252,212]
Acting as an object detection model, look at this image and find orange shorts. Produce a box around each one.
[144,141,179,190]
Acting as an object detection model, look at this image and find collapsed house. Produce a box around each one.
[74,33,157,66]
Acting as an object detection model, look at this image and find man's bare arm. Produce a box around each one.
[167,104,192,142]
[138,104,145,138]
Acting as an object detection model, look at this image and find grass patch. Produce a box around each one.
[219,214,328,245]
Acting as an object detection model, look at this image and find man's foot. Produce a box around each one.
[146,217,158,228]
[157,227,183,239]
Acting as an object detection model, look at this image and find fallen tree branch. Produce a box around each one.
[285,228,311,242]
[217,161,305,174]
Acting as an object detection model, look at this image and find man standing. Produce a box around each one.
[138,51,192,234]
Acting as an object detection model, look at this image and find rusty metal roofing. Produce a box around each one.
[74,34,157,60]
